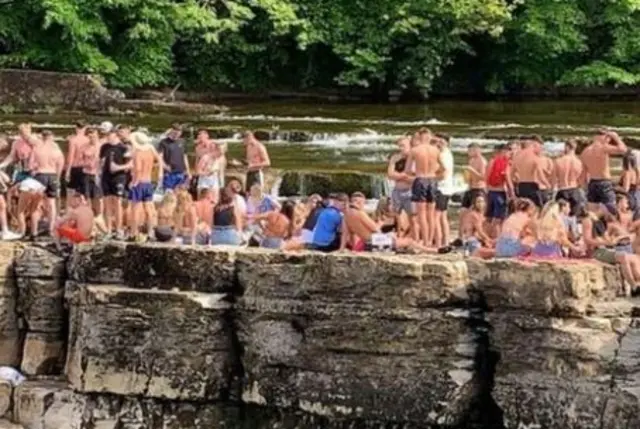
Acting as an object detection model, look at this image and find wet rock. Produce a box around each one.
[65,285,233,400]
[21,332,65,376]
[68,242,127,284]
[14,247,64,280]
[15,278,64,333]
[0,380,11,418]
[121,244,237,292]
[467,258,622,316]
[12,381,80,429]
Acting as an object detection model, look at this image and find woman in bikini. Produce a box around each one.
[154,191,177,243]
[530,202,582,258]
[174,188,199,245]
[618,151,640,219]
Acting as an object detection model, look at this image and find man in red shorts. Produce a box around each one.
[54,192,94,248]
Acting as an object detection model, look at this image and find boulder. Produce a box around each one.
[0,380,11,418]
[21,332,65,376]
[121,244,237,292]
[67,242,127,284]
[15,278,64,333]
[12,381,80,429]
[467,258,623,316]
[0,419,23,429]
[0,277,21,366]
[65,285,234,400]
[238,250,469,308]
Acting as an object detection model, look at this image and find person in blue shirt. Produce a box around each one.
[309,193,348,252]
[158,123,191,191]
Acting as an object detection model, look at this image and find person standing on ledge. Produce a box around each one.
[158,123,190,191]
[580,129,627,215]
[554,139,585,217]
[243,131,271,192]
[64,121,89,207]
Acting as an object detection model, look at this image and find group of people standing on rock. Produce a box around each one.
[383,127,640,294]
[2,119,640,293]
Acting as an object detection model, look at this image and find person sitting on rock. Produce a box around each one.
[251,200,295,249]
[578,206,640,296]
[174,188,198,244]
[53,192,93,249]
[459,193,494,258]
[340,191,441,254]
[530,201,582,259]
[211,187,243,246]
[154,191,177,243]
[493,198,537,258]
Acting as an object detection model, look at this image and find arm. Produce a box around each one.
[622,171,631,192]
[403,150,414,175]
[604,132,628,155]
[154,147,164,183]
[184,154,191,177]
[360,211,380,234]
[578,156,589,186]
[582,218,606,247]
[387,154,410,181]
[339,218,349,251]
[472,217,493,245]
[189,206,198,244]
[0,143,16,170]
[55,152,64,179]
[234,206,243,232]
[504,164,515,198]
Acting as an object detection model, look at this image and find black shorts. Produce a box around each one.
[411,177,438,203]
[34,173,59,199]
[435,191,449,211]
[556,188,586,216]
[101,175,127,198]
[82,174,103,199]
[246,170,263,192]
[539,189,554,206]
[517,182,542,208]
[67,167,84,193]
[587,179,617,215]
[461,188,486,209]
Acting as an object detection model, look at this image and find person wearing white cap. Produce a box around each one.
[99,121,113,135]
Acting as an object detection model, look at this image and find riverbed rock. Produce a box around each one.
[65,284,233,400]
[68,242,127,284]
[467,258,623,316]
[121,244,237,292]
[0,380,11,418]
[0,420,23,429]
[12,381,80,429]
[0,277,20,367]
[21,332,65,376]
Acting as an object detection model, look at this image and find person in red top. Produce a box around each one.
[485,143,515,236]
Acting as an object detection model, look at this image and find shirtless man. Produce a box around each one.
[580,130,627,215]
[243,131,271,192]
[118,132,163,241]
[537,146,555,206]
[64,121,89,205]
[80,128,103,216]
[461,143,487,213]
[554,139,585,216]
[54,192,93,249]
[340,191,434,253]
[387,137,417,239]
[404,128,443,246]
[512,139,544,207]
[28,130,64,235]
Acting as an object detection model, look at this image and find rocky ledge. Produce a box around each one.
[0,242,638,429]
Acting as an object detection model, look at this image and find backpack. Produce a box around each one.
[487,155,509,188]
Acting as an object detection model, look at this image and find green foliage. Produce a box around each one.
[3,0,640,96]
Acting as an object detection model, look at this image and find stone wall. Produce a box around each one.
[0,242,638,429]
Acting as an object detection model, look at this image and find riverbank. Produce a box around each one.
[0,242,638,429]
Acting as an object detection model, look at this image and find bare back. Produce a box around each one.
[555,154,583,189]
[580,143,610,180]
[411,144,441,178]
[68,134,89,167]
[513,149,540,183]
[31,142,63,174]
[535,156,554,189]
[344,209,377,241]
[69,205,94,238]
[132,147,155,183]
[500,212,530,238]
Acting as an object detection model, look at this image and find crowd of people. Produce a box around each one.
[1,121,640,292]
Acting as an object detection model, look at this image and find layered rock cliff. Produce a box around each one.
[0,242,638,429]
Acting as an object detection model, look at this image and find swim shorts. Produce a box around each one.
[391,187,414,215]
[555,188,586,216]
[128,182,154,203]
[34,173,59,199]
[82,174,103,199]
[435,191,449,211]
[587,179,617,215]
[57,225,89,244]
[517,182,542,208]
[411,177,438,203]
[486,190,507,220]
[163,171,187,191]
[102,174,127,198]
[67,167,84,193]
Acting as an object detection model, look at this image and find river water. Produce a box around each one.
[0,100,636,198]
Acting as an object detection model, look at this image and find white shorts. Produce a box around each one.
[198,175,220,190]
